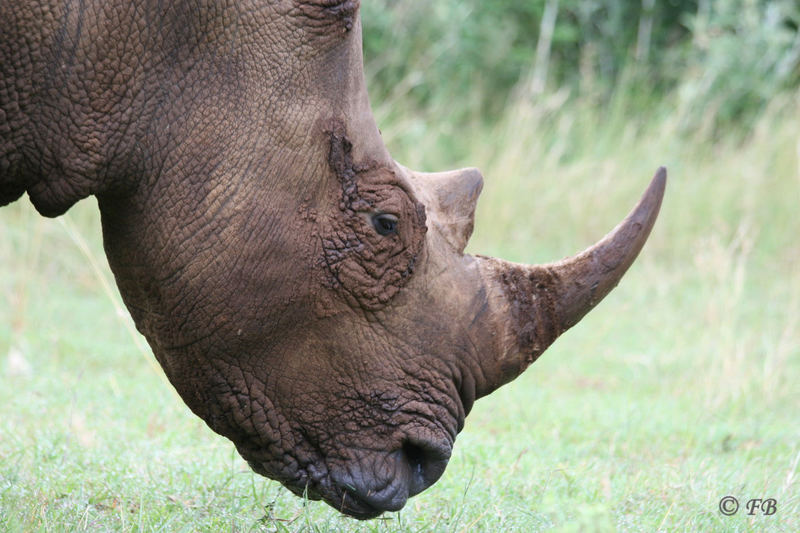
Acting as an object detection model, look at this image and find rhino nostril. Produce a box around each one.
[402,441,427,478]
[401,439,450,495]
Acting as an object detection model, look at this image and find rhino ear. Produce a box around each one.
[412,168,484,254]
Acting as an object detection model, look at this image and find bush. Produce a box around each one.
[361,0,800,134]
[673,0,800,132]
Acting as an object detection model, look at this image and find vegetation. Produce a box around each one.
[2,1,799,531]
[363,0,800,135]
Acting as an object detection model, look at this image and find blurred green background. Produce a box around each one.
[2,1,799,530]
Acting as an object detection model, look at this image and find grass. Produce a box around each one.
[1,87,799,531]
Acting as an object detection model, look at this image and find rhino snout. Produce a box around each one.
[327,437,451,519]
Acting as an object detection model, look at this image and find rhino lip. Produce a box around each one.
[332,492,386,520]
[262,442,450,518]
[257,469,396,519]
[326,441,451,518]
[328,475,409,519]
[246,458,391,518]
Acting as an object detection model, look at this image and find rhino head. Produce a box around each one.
[1,0,664,518]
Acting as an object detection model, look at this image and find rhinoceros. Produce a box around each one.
[0,0,665,519]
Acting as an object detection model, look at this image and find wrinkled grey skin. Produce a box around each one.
[1,1,664,518]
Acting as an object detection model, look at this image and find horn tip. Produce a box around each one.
[653,166,667,193]
[637,166,667,221]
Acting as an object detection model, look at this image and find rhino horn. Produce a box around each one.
[474,167,666,392]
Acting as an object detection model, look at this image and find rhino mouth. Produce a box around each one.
[246,436,451,519]
[329,441,451,518]
[331,494,393,520]
[279,482,391,520]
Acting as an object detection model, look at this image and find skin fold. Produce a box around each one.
[0,0,665,518]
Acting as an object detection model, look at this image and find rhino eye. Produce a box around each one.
[372,213,398,236]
